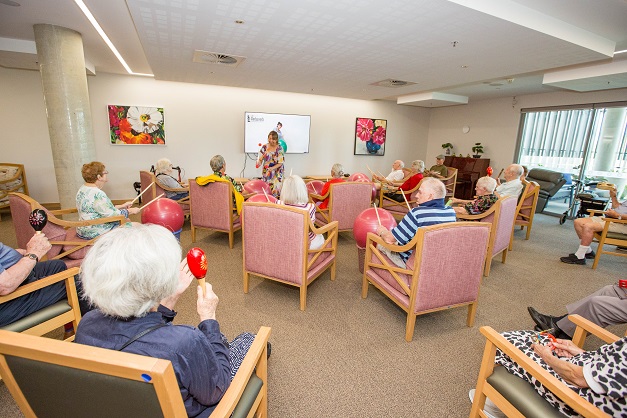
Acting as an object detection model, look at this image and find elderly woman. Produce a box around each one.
[76,161,139,239]
[154,158,188,200]
[278,175,324,249]
[470,330,627,417]
[256,131,284,197]
[317,163,345,210]
[451,176,498,215]
[75,224,257,417]
[209,155,242,192]
[384,160,425,202]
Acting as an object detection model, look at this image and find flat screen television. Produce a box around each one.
[244,112,311,154]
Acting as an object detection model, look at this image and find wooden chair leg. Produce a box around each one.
[405,313,417,342]
[467,302,477,327]
[484,257,492,277]
[228,231,234,249]
[501,249,507,263]
[330,259,336,281]
[191,226,196,243]
[525,225,532,240]
[299,285,307,311]
[361,274,369,298]
[243,271,250,293]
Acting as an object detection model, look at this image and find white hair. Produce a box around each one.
[279,175,309,205]
[80,224,182,318]
[412,160,425,173]
[396,160,405,169]
[509,164,524,177]
[155,158,173,175]
[477,176,497,193]
[421,177,446,199]
[331,163,344,178]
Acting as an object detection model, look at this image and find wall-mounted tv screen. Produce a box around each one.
[244,112,311,154]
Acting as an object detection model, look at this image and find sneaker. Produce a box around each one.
[560,253,586,265]
[468,389,506,418]
[585,251,596,259]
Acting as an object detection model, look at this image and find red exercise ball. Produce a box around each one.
[352,177,378,202]
[306,180,324,195]
[243,179,271,195]
[352,207,397,248]
[349,172,369,182]
[247,193,277,203]
[141,198,185,233]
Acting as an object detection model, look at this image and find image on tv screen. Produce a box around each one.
[244,112,311,154]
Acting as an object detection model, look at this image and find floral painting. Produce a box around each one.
[354,118,386,155]
[108,105,166,145]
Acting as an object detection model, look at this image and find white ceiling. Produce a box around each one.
[1,0,626,107]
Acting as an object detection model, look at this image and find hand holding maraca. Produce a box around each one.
[25,233,51,261]
[187,247,208,294]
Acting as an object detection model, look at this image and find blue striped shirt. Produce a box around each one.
[390,198,456,261]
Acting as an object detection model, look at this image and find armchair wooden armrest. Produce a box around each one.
[50,207,78,216]
[310,219,338,236]
[0,267,80,303]
[568,314,621,347]
[456,202,499,221]
[366,231,416,254]
[309,191,328,202]
[49,214,128,228]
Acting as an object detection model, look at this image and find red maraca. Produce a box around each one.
[186,247,207,294]
[486,166,493,176]
[29,209,48,234]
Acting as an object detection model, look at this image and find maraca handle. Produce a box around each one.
[197,278,206,295]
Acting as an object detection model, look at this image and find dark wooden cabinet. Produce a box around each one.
[443,157,490,199]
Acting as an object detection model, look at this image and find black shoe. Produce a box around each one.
[560,253,586,265]
[585,251,596,259]
[543,326,571,340]
[267,341,272,359]
[527,307,554,330]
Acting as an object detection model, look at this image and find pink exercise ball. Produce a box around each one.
[243,179,271,195]
[306,180,325,195]
[353,207,397,248]
[349,172,369,182]
[247,193,277,203]
[141,198,185,233]
[353,177,378,202]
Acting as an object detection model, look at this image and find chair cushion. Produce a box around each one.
[231,374,264,418]
[487,366,565,418]
[0,300,71,332]
[62,228,90,260]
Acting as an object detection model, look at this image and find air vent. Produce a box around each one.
[192,50,246,67]
[371,79,416,88]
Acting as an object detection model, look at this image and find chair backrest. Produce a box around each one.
[516,180,540,226]
[0,163,29,209]
[492,196,517,256]
[328,181,373,231]
[139,170,157,206]
[189,181,236,230]
[442,167,457,198]
[242,203,308,284]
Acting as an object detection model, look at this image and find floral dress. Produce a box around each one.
[463,193,497,215]
[76,185,127,239]
[259,144,284,197]
[213,171,242,193]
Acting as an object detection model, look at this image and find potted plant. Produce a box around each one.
[472,142,484,158]
[441,142,454,156]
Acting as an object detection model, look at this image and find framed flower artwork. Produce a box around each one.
[354,117,386,156]
[108,105,166,145]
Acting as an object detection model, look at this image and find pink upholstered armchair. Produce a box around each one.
[189,180,241,248]
[378,178,424,219]
[457,196,518,277]
[509,180,540,250]
[242,202,339,310]
[313,181,373,232]
[9,193,127,268]
[362,222,491,341]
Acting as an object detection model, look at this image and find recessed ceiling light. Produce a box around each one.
[461,65,468,69]
[235,20,244,24]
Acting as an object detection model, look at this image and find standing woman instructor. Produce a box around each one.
[256,130,285,197]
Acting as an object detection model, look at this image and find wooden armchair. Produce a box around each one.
[378,178,424,219]
[457,196,518,277]
[0,326,271,418]
[509,180,540,250]
[362,222,491,341]
[189,180,241,248]
[441,167,457,200]
[0,163,28,220]
[242,202,338,310]
[588,210,627,269]
[140,170,189,215]
[0,267,81,341]
[9,193,127,268]
[470,315,617,418]
[312,181,372,232]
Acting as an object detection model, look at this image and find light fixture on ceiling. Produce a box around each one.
[73,0,153,77]
[0,0,20,6]
[451,41,459,47]
[235,20,244,24]
[616,49,627,54]
[460,65,468,69]
[192,50,245,67]
[371,79,417,88]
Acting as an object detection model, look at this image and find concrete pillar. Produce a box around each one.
[34,24,96,209]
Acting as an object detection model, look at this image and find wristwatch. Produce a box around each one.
[24,253,39,263]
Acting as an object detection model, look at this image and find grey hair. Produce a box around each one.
[210,155,225,172]
[396,160,405,169]
[155,158,173,175]
[509,164,524,177]
[80,224,182,318]
[279,174,309,205]
[421,177,446,199]
[412,160,425,173]
[331,163,344,178]
[477,176,497,193]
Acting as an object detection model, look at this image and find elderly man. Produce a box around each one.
[560,186,627,265]
[376,177,456,268]
[384,160,425,202]
[373,160,405,185]
[427,154,448,178]
[527,282,627,339]
[0,233,76,327]
[495,164,524,198]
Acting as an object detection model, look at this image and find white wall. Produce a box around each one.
[1,68,430,203]
[426,88,627,173]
